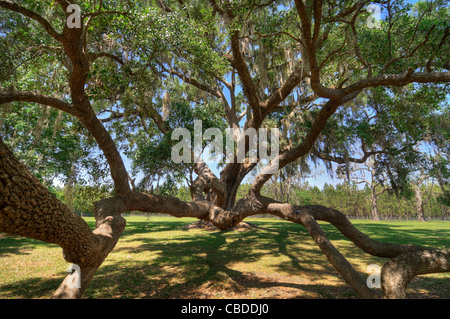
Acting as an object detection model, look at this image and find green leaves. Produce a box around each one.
[1,0,448,202]
[124,5,228,81]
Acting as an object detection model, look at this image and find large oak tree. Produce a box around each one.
[1,0,449,298]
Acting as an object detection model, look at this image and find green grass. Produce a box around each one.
[0,217,449,299]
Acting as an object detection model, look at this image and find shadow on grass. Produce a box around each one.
[0,235,49,256]
[84,224,355,299]
[0,276,63,299]
[340,222,450,249]
[1,218,449,299]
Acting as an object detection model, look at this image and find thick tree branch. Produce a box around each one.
[251,98,345,193]
[342,70,450,96]
[307,206,426,257]
[230,32,262,125]
[382,249,450,299]
[79,108,132,197]
[128,191,240,231]
[0,90,81,117]
[298,209,378,299]
[0,139,99,265]
[53,196,127,298]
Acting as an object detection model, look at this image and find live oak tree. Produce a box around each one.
[1,0,449,299]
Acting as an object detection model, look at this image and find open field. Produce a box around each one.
[0,217,449,299]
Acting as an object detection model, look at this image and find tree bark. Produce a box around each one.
[382,249,450,298]
[414,185,427,222]
[0,139,98,265]
[52,197,127,298]
[0,139,127,298]
[371,185,381,221]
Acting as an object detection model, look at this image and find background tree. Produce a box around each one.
[344,156,388,221]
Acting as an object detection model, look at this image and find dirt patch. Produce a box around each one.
[183,220,260,231]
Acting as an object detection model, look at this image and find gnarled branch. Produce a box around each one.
[0,90,81,117]
[382,249,450,299]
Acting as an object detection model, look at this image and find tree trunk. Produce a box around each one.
[371,186,380,221]
[221,162,255,210]
[0,139,127,298]
[414,185,427,222]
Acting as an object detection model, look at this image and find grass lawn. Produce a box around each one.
[0,216,449,299]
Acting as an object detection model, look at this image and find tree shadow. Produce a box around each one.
[344,222,450,249]
[0,275,63,299]
[82,227,356,298]
[1,218,449,299]
[120,219,200,237]
[0,235,49,256]
[83,220,366,298]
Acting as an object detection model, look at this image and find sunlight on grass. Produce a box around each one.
[0,217,449,299]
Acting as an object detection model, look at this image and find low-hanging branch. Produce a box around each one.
[1,0,449,300]
[1,126,449,299]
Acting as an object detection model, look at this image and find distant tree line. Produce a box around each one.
[52,181,449,221]
[258,181,449,221]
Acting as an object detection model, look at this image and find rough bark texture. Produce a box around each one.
[1,0,449,300]
[52,197,126,298]
[0,139,127,298]
[382,249,450,299]
[0,139,98,265]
